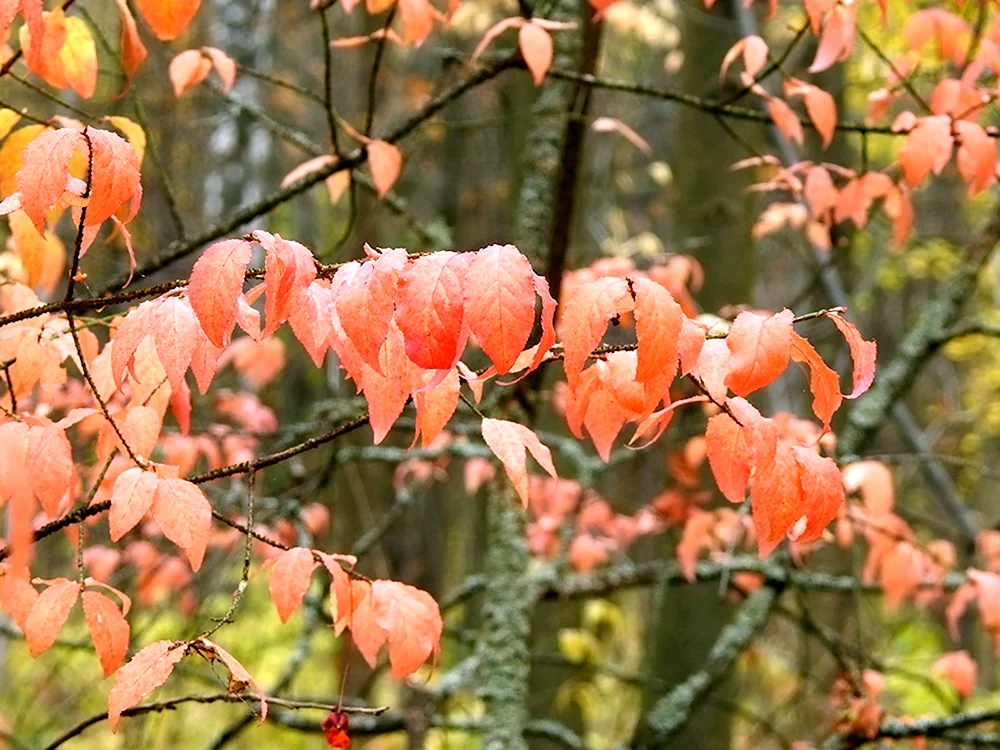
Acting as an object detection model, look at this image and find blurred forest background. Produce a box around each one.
[1,0,999,747]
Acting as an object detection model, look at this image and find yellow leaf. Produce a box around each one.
[60,17,98,99]
[0,109,21,142]
[0,125,46,197]
[105,116,147,165]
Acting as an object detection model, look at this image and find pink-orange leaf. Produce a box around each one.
[371,580,443,679]
[15,128,80,234]
[367,140,402,198]
[826,312,876,398]
[109,467,158,541]
[336,247,407,373]
[269,547,319,623]
[25,578,79,657]
[705,412,751,503]
[189,239,252,347]
[86,127,141,228]
[789,330,842,429]
[519,22,552,85]
[107,640,188,730]
[82,590,130,677]
[632,277,682,394]
[258,232,317,338]
[560,277,633,388]
[168,49,211,96]
[481,418,557,506]
[793,446,844,544]
[463,244,536,375]
[150,478,211,570]
[394,252,469,369]
[725,309,794,396]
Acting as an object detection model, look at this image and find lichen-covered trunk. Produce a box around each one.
[477,0,595,746]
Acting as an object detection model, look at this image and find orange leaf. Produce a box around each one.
[826,312,876,398]
[86,127,142,228]
[809,5,854,73]
[25,578,79,657]
[632,277,682,396]
[519,22,552,85]
[109,467,158,541]
[189,239,252,347]
[371,579,443,679]
[202,47,236,91]
[767,97,803,147]
[269,547,319,623]
[463,244,537,375]
[898,115,953,188]
[705,412,751,503]
[107,640,188,730]
[932,651,978,699]
[168,49,211,96]
[720,35,768,82]
[336,247,407,373]
[115,0,147,82]
[394,252,469,370]
[82,590,130,677]
[135,0,201,41]
[258,232,317,338]
[559,277,633,388]
[481,418,557,506]
[150,478,212,570]
[149,296,201,392]
[360,321,417,444]
[955,120,996,196]
[751,440,802,557]
[15,128,80,234]
[804,87,836,148]
[788,330,842,429]
[281,154,336,189]
[793,446,844,544]
[367,140,402,198]
[413,367,460,448]
[725,309,794,396]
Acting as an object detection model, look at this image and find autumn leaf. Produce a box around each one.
[82,590,130,677]
[788,330,842,429]
[189,239,252,347]
[560,276,633,388]
[15,128,80,234]
[394,252,469,370]
[115,0,147,82]
[254,231,316,336]
[150,478,212,570]
[169,49,212,96]
[108,640,189,730]
[109,467,158,541]
[336,247,407,373]
[519,22,552,85]
[134,0,201,40]
[705,412,752,504]
[725,309,794,396]
[463,244,537,375]
[370,579,443,679]
[367,140,402,197]
[25,578,79,657]
[269,547,319,623]
[631,277,682,401]
[932,651,978,699]
[59,16,97,99]
[897,114,953,188]
[481,418,558,506]
[720,35,768,82]
[86,127,142,228]
[825,311,876,398]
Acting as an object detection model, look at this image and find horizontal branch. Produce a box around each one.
[43,692,386,750]
[546,67,1000,140]
[0,412,372,562]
